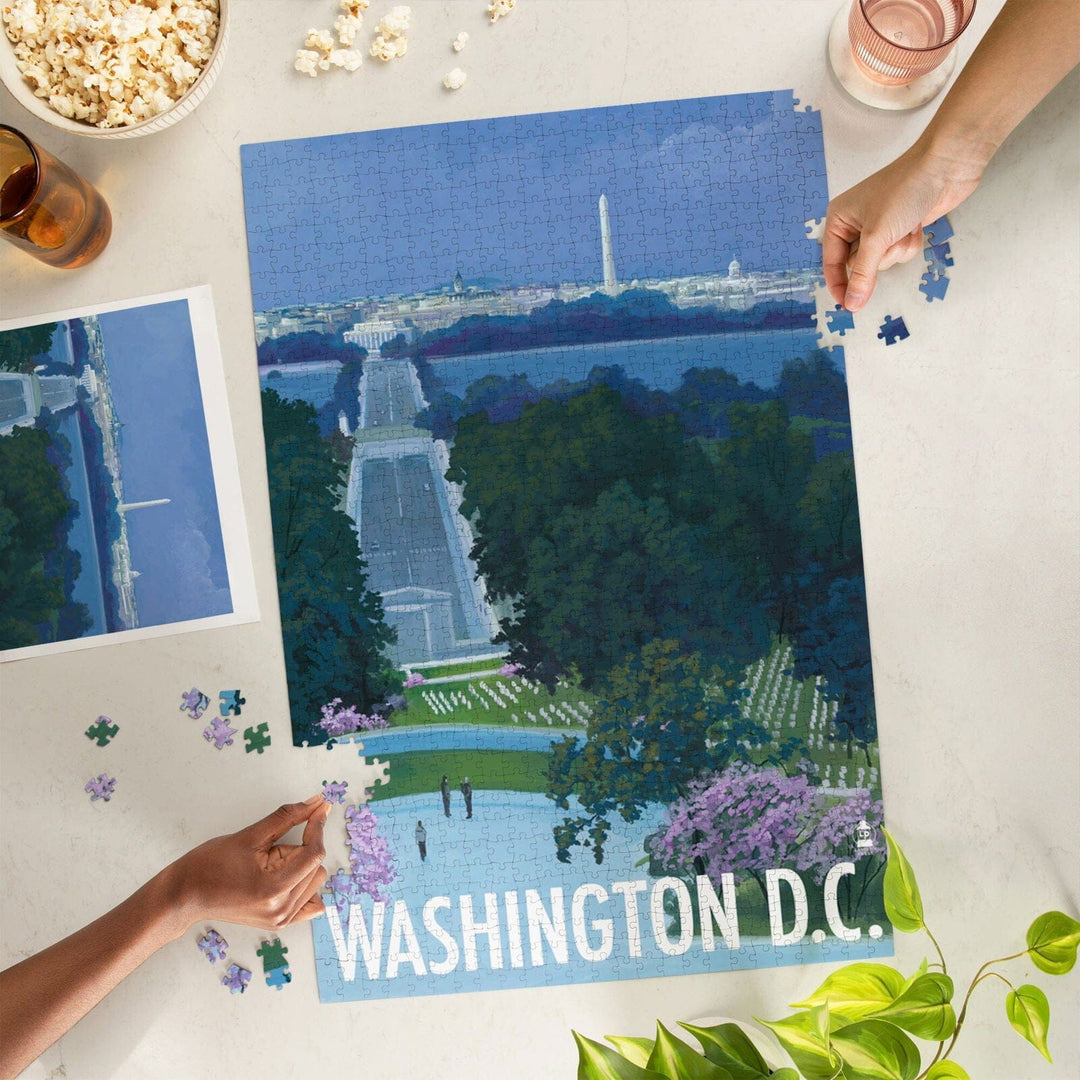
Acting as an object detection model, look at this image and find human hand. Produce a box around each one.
[822,137,985,311]
[160,795,332,934]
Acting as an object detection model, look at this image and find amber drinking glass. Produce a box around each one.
[0,125,111,268]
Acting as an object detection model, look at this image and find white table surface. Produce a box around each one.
[2,2,1078,1078]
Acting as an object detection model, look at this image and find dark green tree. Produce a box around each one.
[0,323,57,373]
[777,348,850,422]
[261,390,396,744]
[0,425,89,648]
[547,638,784,863]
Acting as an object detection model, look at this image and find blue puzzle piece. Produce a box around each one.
[219,690,246,716]
[266,966,292,990]
[923,215,953,244]
[877,315,910,346]
[924,242,953,272]
[919,270,950,302]
[824,304,855,335]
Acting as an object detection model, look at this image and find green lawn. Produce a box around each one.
[404,655,506,680]
[368,749,551,802]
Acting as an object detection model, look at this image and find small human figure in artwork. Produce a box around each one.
[440,774,451,818]
[460,777,473,819]
[414,820,427,861]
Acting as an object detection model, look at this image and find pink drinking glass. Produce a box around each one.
[849,0,978,86]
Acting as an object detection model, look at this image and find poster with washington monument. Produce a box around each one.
[241,91,889,1004]
[0,287,258,660]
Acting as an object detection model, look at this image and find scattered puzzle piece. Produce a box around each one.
[322,780,348,803]
[877,314,910,346]
[197,929,228,963]
[924,242,953,272]
[219,690,246,716]
[919,270,950,302]
[180,688,210,719]
[824,304,854,335]
[85,716,119,746]
[243,722,272,754]
[221,963,251,994]
[923,215,953,245]
[257,937,291,987]
[203,715,237,749]
[265,966,292,990]
[85,773,116,802]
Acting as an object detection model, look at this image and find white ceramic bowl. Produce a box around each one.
[0,0,229,139]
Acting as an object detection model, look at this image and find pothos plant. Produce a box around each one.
[574,831,1079,1080]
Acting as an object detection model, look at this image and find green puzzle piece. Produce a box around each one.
[85,716,119,746]
[243,722,271,754]
[257,938,289,970]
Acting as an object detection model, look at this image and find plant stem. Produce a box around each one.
[923,923,948,976]
[935,952,1027,1065]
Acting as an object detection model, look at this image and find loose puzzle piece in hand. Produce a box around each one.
[219,690,246,716]
[322,780,349,803]
[924,242,954,273]
[824,304,855,335]
[203,715,237,749]
[877,315,910,345]
[222,963,251,994]
[180,688,210,719]
[197,929,228,963]
[243,722,272,754]
[923,215,953,245]
[85,716,119,746]
[85,773,116,801]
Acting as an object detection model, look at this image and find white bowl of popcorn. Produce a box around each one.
[0,0,229,139]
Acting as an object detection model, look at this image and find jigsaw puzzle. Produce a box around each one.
[243,722,272,753]
[85,773,116,802]
[197,929,228,963]
[180,688,210,719]
[221,963,251,994]
[203,715,237,749]
[240,91,891,1004]
[257,938,292,989]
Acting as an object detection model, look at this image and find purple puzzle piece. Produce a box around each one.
[221,963,251,994]
[85,773,116,802]
[322,780,349,803]
[180,688,210,719]
[197,929,228,964]
[203,715,237,749]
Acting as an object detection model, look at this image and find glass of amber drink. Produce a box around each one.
[0,125,111,268]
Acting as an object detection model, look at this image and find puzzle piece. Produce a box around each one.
[322,780,349,803]
[197,929,228,963]
[824,304,855,335]
[203,715,237,749]
[180,688,210,719]
[919,270,950,302]
[257,938,289,970]
[877,315,910,345]
[265,966,292,990]
[219,690,246,716]
[85,773,116,802]
[243,722,272,754]
[923,215,953,245]
[924,242,954,272]
[221,963,251,994]
[85,716,119,746]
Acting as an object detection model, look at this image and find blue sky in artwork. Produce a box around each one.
[98,301,232,626]
[241,91,827,311]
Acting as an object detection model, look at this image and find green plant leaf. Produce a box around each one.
[678,1021,770,1079]
[790,963,906,1021]
[646,1022,733,1080]
[756,1007,840,1080]
[574,1032,668,1080]
[923,1063,970,1080]
[1026,911,1080,975]
[769,1071,800,1080]
[898,958,928,994]
[872,973,956,1040]
[606,1037,655,1069]
[830,1019,920,1080]
[882,829,924,933]
[1005,985,1052,1063]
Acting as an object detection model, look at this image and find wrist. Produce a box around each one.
[145,861,198,942]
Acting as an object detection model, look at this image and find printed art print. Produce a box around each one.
[0,287,257,661]
[240,92,891,1003]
